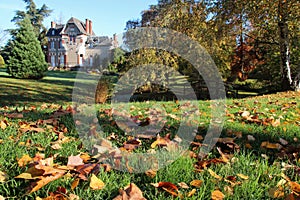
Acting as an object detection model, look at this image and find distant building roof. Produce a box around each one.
[46,17,95,37]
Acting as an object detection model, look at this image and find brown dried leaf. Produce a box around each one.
[261,142,283,150]
[113,183,146,200]
[151,182,178,191]
[178,182,189,189]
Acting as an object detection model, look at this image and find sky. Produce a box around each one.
[0,0,157,45]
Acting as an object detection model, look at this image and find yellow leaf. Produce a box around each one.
[0,171,8,183]
[17,155,33,167]
[15,173,38,180]
[187,188,196,197]
[0,120,7,130]
[212,190,225,200]
[237,174,249,180]
[208,169,222,180]
[190,180,203,188]
[90,174,105,190]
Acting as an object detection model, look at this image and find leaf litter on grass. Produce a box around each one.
[0,92,300,199]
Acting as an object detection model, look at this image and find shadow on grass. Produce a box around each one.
[0,69,75,106]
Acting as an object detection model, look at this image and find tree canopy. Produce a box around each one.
[6,16,47,79]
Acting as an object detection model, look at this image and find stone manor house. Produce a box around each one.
[46,17,118,69]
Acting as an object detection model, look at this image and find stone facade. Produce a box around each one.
[46,17,117,69]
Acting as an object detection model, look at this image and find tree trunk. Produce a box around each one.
[278,0,292,91]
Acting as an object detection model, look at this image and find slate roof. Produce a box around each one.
[46,17,95,37]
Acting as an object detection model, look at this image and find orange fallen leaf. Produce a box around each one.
[28,171,65,193]
[17,154,33,167]
[71,178,80,190]
[190,180,203,188]
[89,174,105,190]
[151,181,178,192]
[212,190,225,200]
[260,141,282,150]
[289,181,300,193]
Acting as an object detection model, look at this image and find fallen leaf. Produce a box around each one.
[195,158,226,170]
[187,188,197,197]
[260,141,283,150]
[5,112,23,119]
[67,155,84,167]
[236,173,249,180]
[224,185,234,196]
[151,181,178,192]
[268,186,285,198]
[71,178,80,190]
[178,182,189,189]
[190,180,203,188]
[51,143,62,150]
[208,169,222,180]
[89,174,105,190]
[113,183,146,200]
[69,194,80,200]
[212,190,225,200]
[289,181,300,193]
[18,155,33,167]
[247,135,255,142]
[0,120,8,130]
[145,169,157,178]
[0,171,8,182]
[28,172,65,193]
[279,138,288,146]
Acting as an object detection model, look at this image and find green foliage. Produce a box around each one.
[6,16,48,79]
[0,55,5,68]
[11,0,52,55]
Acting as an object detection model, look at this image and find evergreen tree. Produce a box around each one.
[6,16,47,79]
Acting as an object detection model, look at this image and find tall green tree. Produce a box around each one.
[207,0,300,91]
[6,16,47,79]
[11,0,52,55]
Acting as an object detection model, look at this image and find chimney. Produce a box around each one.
[51,21,56,28]
[89,20,93,35]
[85,19,90,35]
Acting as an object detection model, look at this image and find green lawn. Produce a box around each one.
[0,70,299,199]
